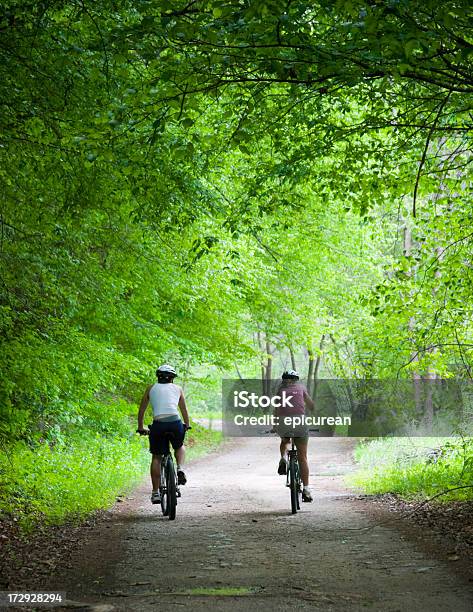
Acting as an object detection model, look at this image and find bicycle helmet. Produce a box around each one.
[156,364,177,379]
[282,369,299,380]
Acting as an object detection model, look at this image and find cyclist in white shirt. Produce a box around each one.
[137,365,190,504]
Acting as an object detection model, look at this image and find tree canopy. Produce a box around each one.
[1,0,472,444]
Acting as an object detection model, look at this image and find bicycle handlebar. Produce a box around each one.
[263,428,320,434]
[136,425,192,435]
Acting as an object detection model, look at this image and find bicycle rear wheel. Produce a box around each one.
[160,455,170,516]
[166,457,177,520]
[289,457,298,514]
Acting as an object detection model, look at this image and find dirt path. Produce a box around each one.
[38,438,472,611]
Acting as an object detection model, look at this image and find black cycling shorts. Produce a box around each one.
[149,419,185,456]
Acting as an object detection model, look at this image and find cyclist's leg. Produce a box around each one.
[149,421,170,493]
[294,437,309,486]
[280,436,291,458]
[175,445,185,467]
[151,454,162,489]
[277,436,291,474]
[170,420,187,484]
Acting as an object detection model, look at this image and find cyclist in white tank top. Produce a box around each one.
[137,364,190,504]
[148,382,181,419]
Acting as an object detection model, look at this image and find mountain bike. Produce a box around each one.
[137,426,191,521]
[287,436,301,514]
[275,428,319,515]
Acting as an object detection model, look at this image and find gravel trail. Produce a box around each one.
[40,437,472,611]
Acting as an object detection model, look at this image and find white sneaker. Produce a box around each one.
[151,490,161,504]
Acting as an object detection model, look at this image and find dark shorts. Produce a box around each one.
[149,419,185,456]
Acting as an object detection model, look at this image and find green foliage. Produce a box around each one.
[0,425,147,531]
[0,405,223,529]
[1,1,473,524]
[352,437,473,501]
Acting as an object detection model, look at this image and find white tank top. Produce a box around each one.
[149,382,181,419]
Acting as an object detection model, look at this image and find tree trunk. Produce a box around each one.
[307,348,315,395]
[265,339,272,396]
[404,221,423,415]
[234,363,244,382]
[422,244,443,429]
[312,334,326,402]
[256,330,266,395]
[329,334,355,432]
[289,347,297,370]
[422,373,435,430]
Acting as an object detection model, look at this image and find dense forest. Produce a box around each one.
[1,0,472,527]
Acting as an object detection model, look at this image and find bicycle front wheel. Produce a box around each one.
[166,457,177,520]
[289,458,298,514]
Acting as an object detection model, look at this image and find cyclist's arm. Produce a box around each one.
[303,389,315,412]
[178,391,190,428]
[137,386,151,430]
